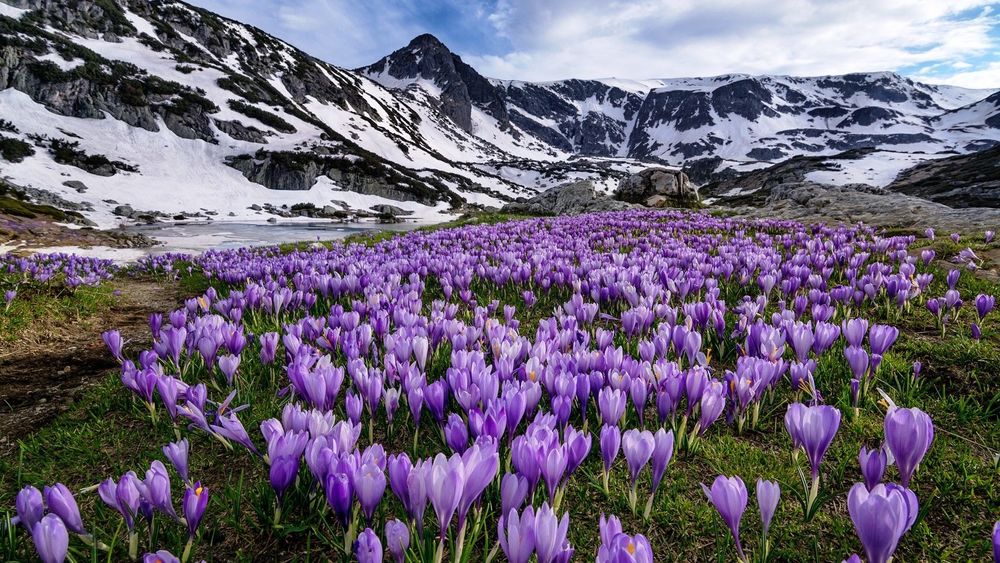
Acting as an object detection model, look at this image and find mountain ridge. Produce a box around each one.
[1,2,999,231]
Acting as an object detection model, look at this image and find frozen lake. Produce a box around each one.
[124,220,425,254]
[19,220,429,263]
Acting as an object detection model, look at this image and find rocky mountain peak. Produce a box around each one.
[360,34,509,133]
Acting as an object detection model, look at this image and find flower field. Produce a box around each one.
[2,210,999,562]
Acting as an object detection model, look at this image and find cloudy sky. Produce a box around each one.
[188,0,1000,88]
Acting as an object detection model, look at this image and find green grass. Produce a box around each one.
[0,278,115,342]
[2,219,999,562]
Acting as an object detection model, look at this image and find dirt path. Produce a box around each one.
[0,278,187,455]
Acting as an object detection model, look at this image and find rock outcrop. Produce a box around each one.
[728,181,1000,233]
[614,167,699,206]
[502,181,635,215]
[886,145,1000,208]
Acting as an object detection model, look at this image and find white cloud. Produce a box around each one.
[915,60,1000,88]
[189,0,1000,87]
[463,0,1000,85]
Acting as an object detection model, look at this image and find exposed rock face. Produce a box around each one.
[614,168,699,206]
[701,149,878,204]
[728,181,1000,233]
[226,151,451,205]
[886,145,1000,208]
[360,34,509,133]
[502,181,635,215]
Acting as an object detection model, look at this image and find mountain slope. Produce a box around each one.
[362,39,999,190]
[1,0,646,227]
[1,1,999,229]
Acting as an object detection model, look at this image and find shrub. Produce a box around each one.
[0,136,35,163]
[227,100,296,133]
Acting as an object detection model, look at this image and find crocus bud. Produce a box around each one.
[354,528,383,563]
[44,483,86,535]
[385,519,410,563]
[32,514,69,563]
[16,485,44,531]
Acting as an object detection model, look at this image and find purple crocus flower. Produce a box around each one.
[992,521,999,562]
[259,332,279,364]
[269,455,299,500]
[987,230,995,243]
[786,403,841,478]
[183,482,209,538]
[563,425,591,476]
[533,502,572,563]
[842,319,868,348]
[600,424,621,491]
[32,514,69,563]
[622,429,655,485]
[163,439,190,484]
[354,527,383,563]
[426,453,464,538]
[445,413,469,453]
[208,409,256,454]
[756,479,780,537]
[15,485,44,531]
[868,325,899,356]
[102,330,125,362]
[498,505,536,563]
[541,446,567,504]
[218,354,240,385]
[976,294,995,321]
[501,473,530,523]
[3,290,15,307]
[696,382,726,436]
[597,531,653,563]
[385,519,410,563]
[650,428,675,494]
[143,550,180,563]
[858,445,887,490]
[847,483,917,563]
[145,461,178,519]
[44,483,86,535]
[702,475,748,561]
[387,453,412,511]
[884,407,934,487]
[457,443,499,528]
[598,387,627,426]
[325,469,354,527]
[356,461,387,525]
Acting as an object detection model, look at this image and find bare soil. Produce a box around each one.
[0,278,185,455]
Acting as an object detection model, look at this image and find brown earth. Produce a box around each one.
[0,278,185,455]
[1,210,156,250]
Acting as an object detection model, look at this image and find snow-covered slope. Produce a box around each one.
[1,0,645,227]
[362,37,999,189]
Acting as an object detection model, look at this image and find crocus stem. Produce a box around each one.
[806,474,820,518]
[453,521,468,563]
[182,537,195,563]
[602,470,610,494]
[643,492,655,520]
[434,536,445,563]
[128,531,138,560]
[77,533,109,551]
[629,483,638,514]
[484,542,500,563]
